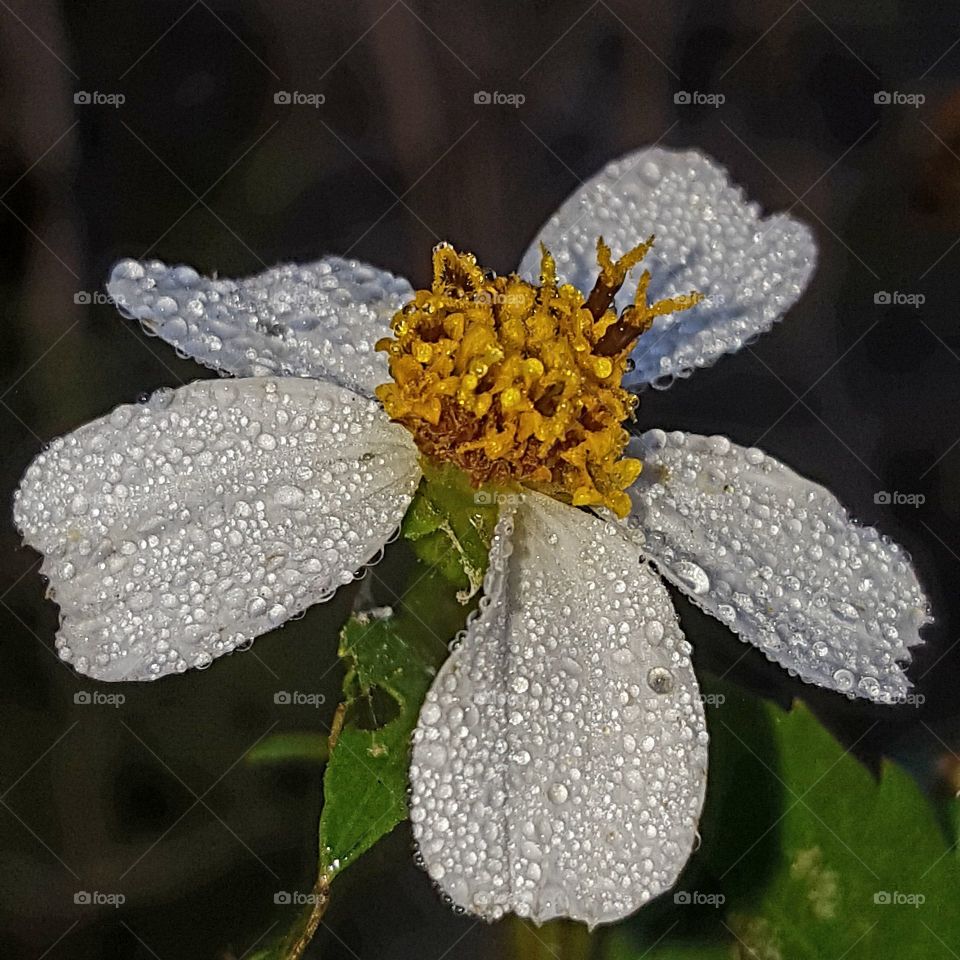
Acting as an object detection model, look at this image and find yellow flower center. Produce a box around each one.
[375,238,702,517]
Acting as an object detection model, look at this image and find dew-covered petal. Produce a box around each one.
[107,257,413,397]
[13,378,420,681]
[517,147,816,389]
[625,430,931,702]
[410,492,707,927]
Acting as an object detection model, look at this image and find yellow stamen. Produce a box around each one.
[375,238,702,517]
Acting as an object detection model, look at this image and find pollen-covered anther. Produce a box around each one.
[375,239,702,516]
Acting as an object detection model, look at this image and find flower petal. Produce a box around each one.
[517,147,816,388]
[410,491,707,927]
[106,257,414,397]
[14,377,420,680]
[625,430,931,701]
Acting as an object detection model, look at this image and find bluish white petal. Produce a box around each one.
[625,430,930,702]
[107,257,413,397]
[14,378,420,681]
[517,147,816,388]
[410,492,707,927]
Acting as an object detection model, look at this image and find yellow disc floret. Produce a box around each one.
[375,238,702,517]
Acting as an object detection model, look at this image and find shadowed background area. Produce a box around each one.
[2,0,960,957]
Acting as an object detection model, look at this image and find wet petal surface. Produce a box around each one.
[410,492,707,927]
[14,378,420,680]
[107,257,413,397]
[518,147,816,388]
[626,430,930,701]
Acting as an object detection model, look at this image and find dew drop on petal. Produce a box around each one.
[832,668,854,692]
[670,560,710,595]
[646,666,674,694]
[548,782,569,804]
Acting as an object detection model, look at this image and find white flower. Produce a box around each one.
[13,147,929,928]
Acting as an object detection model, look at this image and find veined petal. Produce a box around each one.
[14,378,420,681]
[410,491,707,927]
[625,430,931,702]
[517,147,816,388]
[107,257,414,397]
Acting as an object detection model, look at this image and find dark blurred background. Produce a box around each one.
[3,0,960,957]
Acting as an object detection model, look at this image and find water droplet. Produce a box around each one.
[671,560,710,595]
[832,668,854,691]
[624,768,644,790]
[708,436,731,456]
[275,484,304,506]
[831,601,860,622]
[154,295,178,316]
[647,666,674,694]
[547,782,569,804]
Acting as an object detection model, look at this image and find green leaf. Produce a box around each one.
[253,466,499,959]
[245,732,329,766]
[717,697,959,959]
[401,460,501,598]
[317,462,498,880]
[317,520,491,878]
[317,599,442,877]
[608,676,960,959]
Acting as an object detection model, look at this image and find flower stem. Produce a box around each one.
[508,917,595,960]
[285,873,331,960]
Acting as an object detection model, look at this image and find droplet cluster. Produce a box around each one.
[626,429,931,701]
[13,377,420,680]
[106,256,413,398]
[517,147,817,388]
[410,491,708,927]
